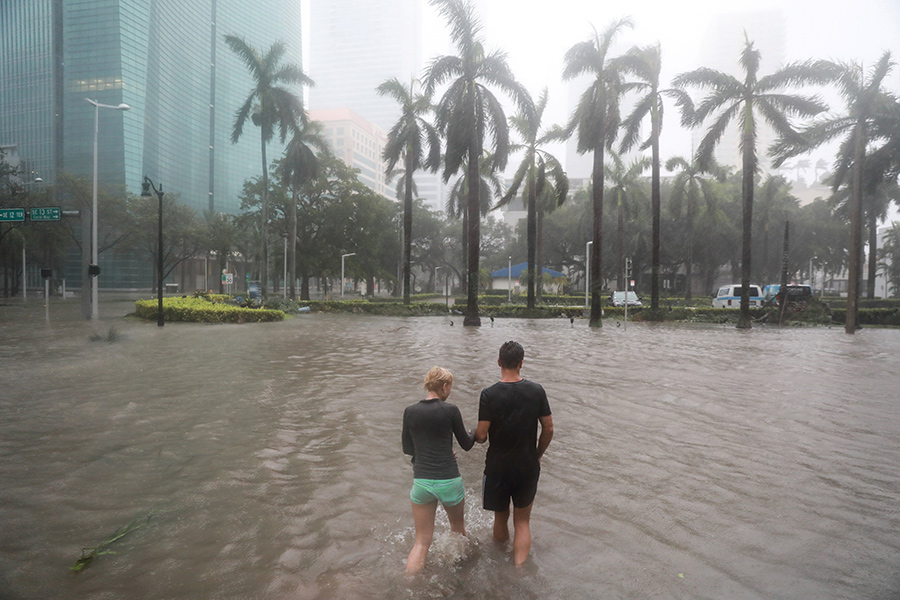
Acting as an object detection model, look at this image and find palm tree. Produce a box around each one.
[619,43,692,310]
[606,152,650,290]
[446,151,503,292]
[425,0,532,326]
[813,158,828,184]
[496,88,568,309]
[378,77,442,305]
[664,155,728,301]
[772,51,894,331]
[225,35,311,298]
[793,158,811,183]
[562,17,633,327]
[674,35,832,328]
[281,120,329,301]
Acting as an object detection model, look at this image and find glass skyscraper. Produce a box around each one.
[1,0,302,288]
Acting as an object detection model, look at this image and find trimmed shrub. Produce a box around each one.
[830,307,900,326]
[135,297,284,323]
[297,300,450,316]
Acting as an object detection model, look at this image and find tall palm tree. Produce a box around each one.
[446,151,503,292]
[664,155,728,301]
[378,77,442,305]
[813,157,828,184]
[425,0,532,326]
[497,88,568,309]
[772,51,894,331]
[562,17,633,327]
[225,35,311,298]
[281,120,329,301]
[606,152,650,290]
[675,35,832,328]
[619,43,692,310]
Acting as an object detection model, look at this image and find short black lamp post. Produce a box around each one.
[141,176,165,327]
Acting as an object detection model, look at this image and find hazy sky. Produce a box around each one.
[303,0,900,216]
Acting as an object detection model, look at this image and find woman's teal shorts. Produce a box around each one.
[410,477,465,506]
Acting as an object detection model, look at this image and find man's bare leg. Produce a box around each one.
[406,501,437,573]
[492,508,510,543]
[512,502,534,566]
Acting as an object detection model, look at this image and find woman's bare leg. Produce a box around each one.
[406,501,437,573]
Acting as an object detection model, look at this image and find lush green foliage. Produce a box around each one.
[135,297,284,323]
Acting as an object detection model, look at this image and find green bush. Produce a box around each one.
[830,307,900,326]
[135,297,284,323]
[297,300,450,316]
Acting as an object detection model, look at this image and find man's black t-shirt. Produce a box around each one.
[478,379,551,479]
[402,399,475,480]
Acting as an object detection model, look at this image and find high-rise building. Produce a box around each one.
[309,109,388,197]
[1,0,302,288]
[307,0,449,212]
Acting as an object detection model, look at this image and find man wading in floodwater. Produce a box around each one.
[474,341,554,566]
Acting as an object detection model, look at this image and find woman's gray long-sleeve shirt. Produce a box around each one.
[402,399,475,480]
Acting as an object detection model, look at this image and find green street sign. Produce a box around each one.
[29,207,61,221]
[0,208,25,222]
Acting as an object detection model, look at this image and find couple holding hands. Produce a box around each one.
[401,341,554,572]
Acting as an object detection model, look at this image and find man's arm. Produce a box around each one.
[474,420,490,444]
[537,415,553,460]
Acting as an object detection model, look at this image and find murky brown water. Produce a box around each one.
[1,298,899,599]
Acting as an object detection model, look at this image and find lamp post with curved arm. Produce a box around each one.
[141,177,164,327]
[86,98,130,320]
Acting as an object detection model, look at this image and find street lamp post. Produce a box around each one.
[140,177,165,327]
[585,240,593,309]
[86,98,130,320]
[341,253,356,299]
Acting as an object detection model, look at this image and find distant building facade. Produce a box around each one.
[307,0,449,212]
[0,0,302,289]
[309,108,388,197]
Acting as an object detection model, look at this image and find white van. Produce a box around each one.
[712,284,764,308]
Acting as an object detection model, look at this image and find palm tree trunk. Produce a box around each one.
[527,168,536,309]
[650,101,661,310]
[289,190,298,300]
[846,121,865,333]
[866,200,877,298]
[685,187,694,302]
[589,146,605,328]
[464,138,481,326]
[403,151,414,305]
[616,189,624,291]
[737,106,755,329]
[260,136,269,298]
[536,209,544,303]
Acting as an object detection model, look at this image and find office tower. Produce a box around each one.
[309,108,389,197]
[1,0,302,289]
[308,0,450,211]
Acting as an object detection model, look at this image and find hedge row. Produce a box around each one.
[297,300,450,316]
[830,308,900,326]
[135,297,285,323]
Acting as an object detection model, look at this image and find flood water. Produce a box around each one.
[1,298,899,599]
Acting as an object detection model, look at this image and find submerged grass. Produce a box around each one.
[70,510,157,572]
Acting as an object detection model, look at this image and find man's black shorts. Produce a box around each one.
[482,466,540,511]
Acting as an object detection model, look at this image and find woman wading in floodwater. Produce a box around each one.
[401,367,475,573]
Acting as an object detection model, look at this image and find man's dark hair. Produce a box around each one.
[498,340,524,369]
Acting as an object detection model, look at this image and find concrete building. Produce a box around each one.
[309,108,388,197]
[0,0,302,289]
[307,0,449,212]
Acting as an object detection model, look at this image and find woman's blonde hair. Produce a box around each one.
[423,366,453,393]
